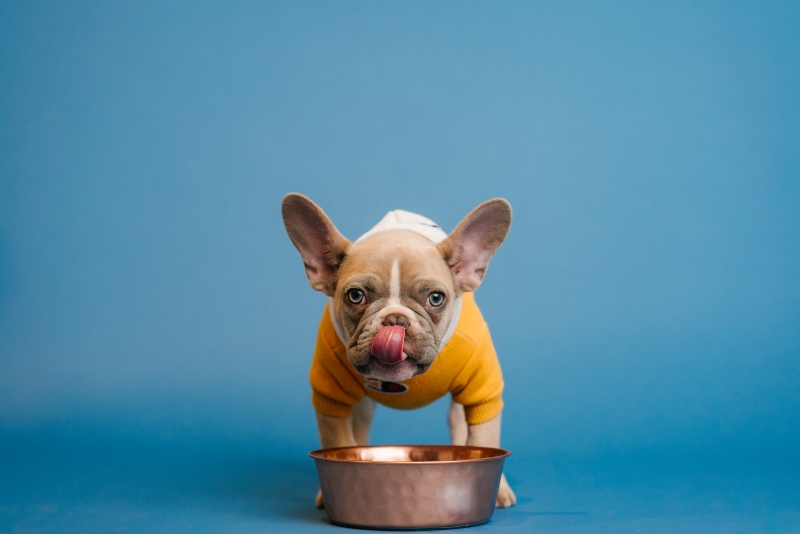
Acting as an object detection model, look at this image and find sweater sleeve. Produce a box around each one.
[449,321,504,425]
[309,304,365,418]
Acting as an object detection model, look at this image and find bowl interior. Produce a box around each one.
[309,444,509,463]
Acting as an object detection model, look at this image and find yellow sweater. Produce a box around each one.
[309,293,504,425]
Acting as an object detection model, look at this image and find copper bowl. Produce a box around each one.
[310,445,510,530]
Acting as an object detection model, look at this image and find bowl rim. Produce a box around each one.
[309,444,511,465]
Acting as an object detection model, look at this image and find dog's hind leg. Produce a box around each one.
[448,401,468,446]
[351,397,376,446]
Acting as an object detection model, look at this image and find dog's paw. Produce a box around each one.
[315,489,325,509]
[496,474,516,508]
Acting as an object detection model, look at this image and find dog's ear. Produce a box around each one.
[282,193,351,295]
[437,198,512,293]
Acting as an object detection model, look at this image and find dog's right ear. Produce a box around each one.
[281,193,351,296]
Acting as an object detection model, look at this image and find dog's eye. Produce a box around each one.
[347,289,365,304]
[427,292,445,307]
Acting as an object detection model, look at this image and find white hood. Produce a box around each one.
[355,209,448,244]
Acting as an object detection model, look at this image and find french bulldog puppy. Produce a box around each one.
[282,193,516,509]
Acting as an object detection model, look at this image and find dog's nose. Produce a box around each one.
[383,314,409,329]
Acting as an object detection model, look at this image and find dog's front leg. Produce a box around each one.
[314,411,358,508]
[465,412,517,508]
[351,397,376,446]
[316,411,358,447]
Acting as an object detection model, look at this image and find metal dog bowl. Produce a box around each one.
[310,445,510,530]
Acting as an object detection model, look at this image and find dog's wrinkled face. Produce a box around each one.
[332,230,456,381]
[282,194,511,383]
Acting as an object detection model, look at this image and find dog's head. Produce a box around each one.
[282,194,511,382]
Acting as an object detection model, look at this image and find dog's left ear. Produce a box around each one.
[438,198,512,293]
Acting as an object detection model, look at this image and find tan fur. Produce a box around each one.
[282,193,516,510]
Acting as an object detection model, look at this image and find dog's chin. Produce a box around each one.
[357,357,426,382]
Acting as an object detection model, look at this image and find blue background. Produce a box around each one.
[1,1,798,531]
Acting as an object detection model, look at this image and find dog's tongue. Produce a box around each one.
[371,326,407,366]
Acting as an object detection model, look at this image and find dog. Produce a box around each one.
[281,193,516,509]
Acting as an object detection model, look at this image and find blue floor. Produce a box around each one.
[2,431,798,533]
